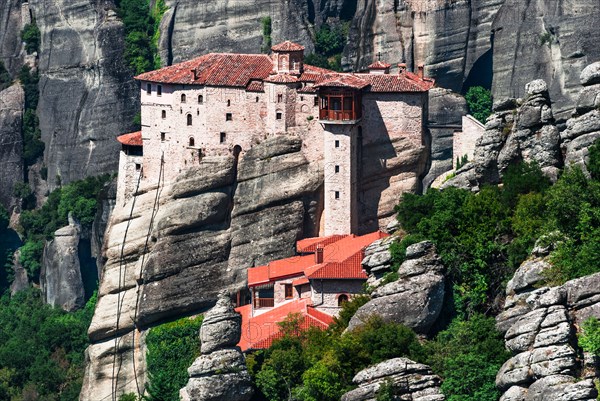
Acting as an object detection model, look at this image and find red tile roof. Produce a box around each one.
[116,131,142,146]
[292,276,309,286]
[271,41,305,52]
[296,235,346,253]
[247,231,388,286]
[135,49,433,93]
[264,73,299,83]
[135,53,274,86]
[368,60,391,69]
[246,80,264,92]
[236,299,333,351]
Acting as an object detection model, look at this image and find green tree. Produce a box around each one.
[465,86,492,124]
[261,16,272,53]
[579,317,600,356]
[145,316,203,401]
[21,23,40,54]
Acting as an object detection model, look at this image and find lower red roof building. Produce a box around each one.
[235,231,387,351]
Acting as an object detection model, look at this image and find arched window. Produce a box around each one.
[189,137,195,147]
[338,294,349,306]
[181,93,187,103]
[187,114,192,126]
[198,95,203,104]
[161,110,166,119]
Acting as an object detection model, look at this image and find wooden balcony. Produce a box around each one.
[318,90,361,124]
[254,298,275,308]
[319,109,359,122]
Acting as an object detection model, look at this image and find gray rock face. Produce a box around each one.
[91,179,116,280]
[348,241,445,334]
[28,0,138,188]
[0,84,24,211]
[496,253,600,400]
[492,0,600,121]
[180,292,253,401]
[9,249,29,295]
[0,0,24,75]
[444,79,562,191]
[341,357,445,401]
[40,220,85,312]
[581,62,600,86]
[82,136,322,399]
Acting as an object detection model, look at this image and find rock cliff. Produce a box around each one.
[348,241,446,334]
[495,244,600,400]
[0,83,24,211]
[82,135,322,400]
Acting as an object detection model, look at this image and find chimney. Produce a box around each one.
[191,69,197,80]
[315,245,324,264]
[417,64,424,79]
[398,63,407,74]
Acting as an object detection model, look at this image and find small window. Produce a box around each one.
[226,113,232,121]
[187,114,192,126]
[300,96,304,101]
[277,94,283,103]
[335,191,340,199]
[198,95,203,104]
[335,140,340,148]
[220,132,226,143]
[338,294,349,306]
[314,96,318,106]
[146,83,152,94]
[276,112,282,120]
[189,137,195,147]
[135,163,141,171]
[181,94,186,103]
[160,132,165,141]
[197,109,200,115]
[227,99,231,107]
[157,85,162,96]
[335,165,340,173]
[161,110,166,119]
[256,96,259,102]
[284,284,293,299]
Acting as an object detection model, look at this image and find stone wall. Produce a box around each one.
[311,279,365,315]
[453,115,485,168]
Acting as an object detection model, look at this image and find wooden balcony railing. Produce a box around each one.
[319,109,359,121]
[254,298,275,308]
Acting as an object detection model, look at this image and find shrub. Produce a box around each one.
[21,23,40,54]
[261,16,272,53]
[19,239,44,279]
[330,294,369,333]
[465,86,492,124]
[145,316,203,401]
[579,317,600,356]
[424,315,509,401]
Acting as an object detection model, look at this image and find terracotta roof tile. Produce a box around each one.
[296,235,347,253]
[246,80,264,92]
[368,60,391,69]
[264,73,299,83]
[117,131,142,146]
[271,41,305,52]
[292,276,309,286]
[314,73,370,90]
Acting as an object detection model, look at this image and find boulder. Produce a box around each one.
[9,249,29,295]
[348,241,445,334]
[341,357,445,401]
[180,291,253,401]
[581,62,600,86]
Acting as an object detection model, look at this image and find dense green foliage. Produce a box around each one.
[21,22,40,54]
[118,0,166,74]
[465,86,492,124]
[19,66,45,169]
[394,162,552,317]
[145,316,203,401]
[304,23,349,72]
[0,61,11,92]
[423,315,509,401]
[18,175,110,280]
[0,288,95,401]
[249,309,424,401]
[579,317,600,357]
[261,16,272,53]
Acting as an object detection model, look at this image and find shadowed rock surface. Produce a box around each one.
[180,291,253,401]
[0,84,24,211]
[348,241,446,334]
[341,357,445,401]
[41,219,85,312]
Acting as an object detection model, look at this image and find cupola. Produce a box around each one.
[271,41,305,75]
[367,60,391,74]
